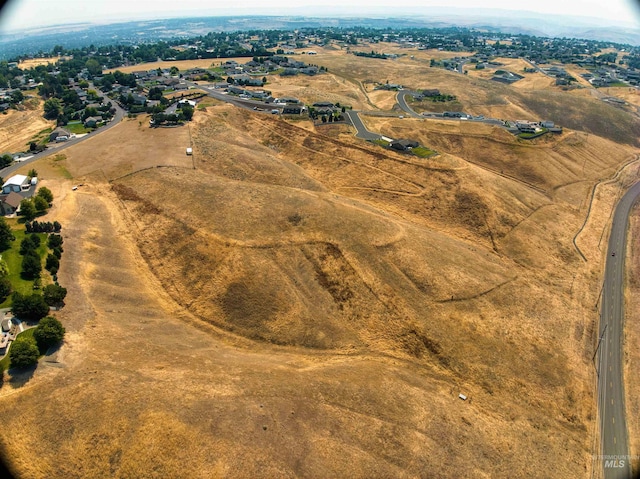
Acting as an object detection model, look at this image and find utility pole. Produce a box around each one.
[592,324,608,376]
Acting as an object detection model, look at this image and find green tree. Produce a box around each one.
[19,199,36,221]
[43,284,67,306]
[170,66,179,75]
[0,217,14,251]
[48,234,63,249]
[11,292,49,321]
[85,58,102,76]
[10,89,23,104]
[21,252,42,279]
[9,336,39,369]
[27,168,38,178]
[45,253,59,273]
[181,104,194,121]
[0,277,11,302]
[20,235,40,254]
[0,154,13,168]
[36,186,53,204]
[33,316,65,352]
[148,87,163,101]
[43,98,62,120]
[33,196,48,213]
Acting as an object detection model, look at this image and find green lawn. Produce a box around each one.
[372,139,390,147]
[0,222,49,308]
[518,128,549,139]
[0,327,36,371]
[65,122,90,134]
[411,146,437,158]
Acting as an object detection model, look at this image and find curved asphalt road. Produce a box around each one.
[343,110,380,140]
[0,98,126,178]
[396,91,423,118]
[597,181,640,479]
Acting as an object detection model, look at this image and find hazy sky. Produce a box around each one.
[1,0,639,32]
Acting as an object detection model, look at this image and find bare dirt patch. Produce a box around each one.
[18,56,66,68]
[59,116,193,180]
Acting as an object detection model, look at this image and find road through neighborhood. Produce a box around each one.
[0,100,126,178]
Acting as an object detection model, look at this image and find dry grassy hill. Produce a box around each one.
[0,50,638,478]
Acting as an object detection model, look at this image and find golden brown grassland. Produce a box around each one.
[0,48,638,478]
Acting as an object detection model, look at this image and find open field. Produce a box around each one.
[105,58,250,74]
[598,86,640,108]
[18,56,66,68]
[0,97,55,153]
[0,48,639,478]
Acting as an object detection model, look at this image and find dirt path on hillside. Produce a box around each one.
[0,178,590,478]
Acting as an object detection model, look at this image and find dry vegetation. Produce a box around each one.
[0,48,639,478]
[18,56,66,68]
[0,95,55,153]
[625,204,640,476]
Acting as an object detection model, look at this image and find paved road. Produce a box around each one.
[457,58,470,74]
[183,81,282,113]
[0,98,126,178]
[396,91,423,118]
[597,181,640,479]
[343,110,381,140]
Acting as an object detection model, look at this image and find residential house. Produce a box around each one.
[390,139,419,151]
[282,105,303,114]
[0,191,23,215]
[515,121,540,134]
[49,128,71,142]
[83,116,102,128]
[130,94,147,106]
